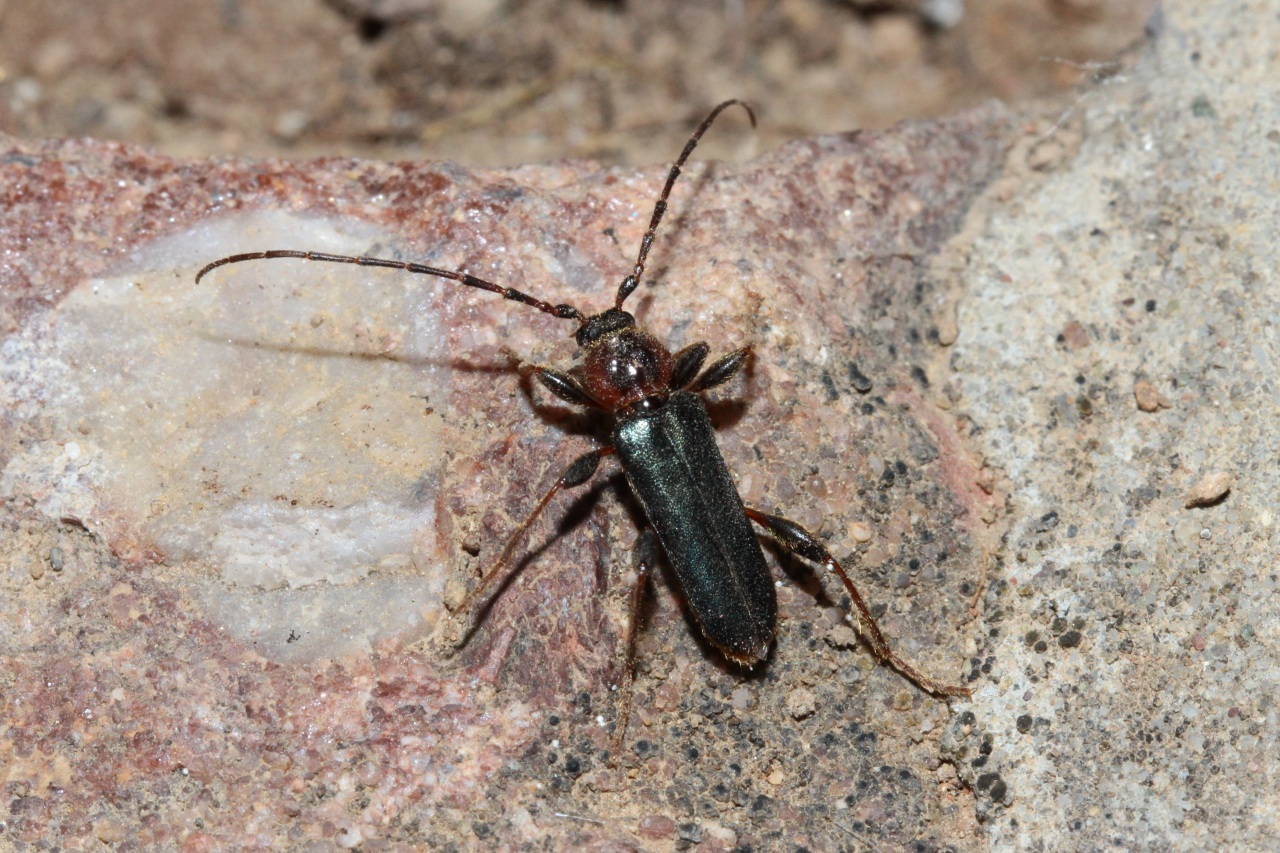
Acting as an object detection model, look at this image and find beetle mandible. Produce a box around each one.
[196,100,972,757]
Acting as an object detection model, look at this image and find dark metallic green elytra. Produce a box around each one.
[613,390,776,664]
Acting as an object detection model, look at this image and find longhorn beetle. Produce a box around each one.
[196,100,972,757]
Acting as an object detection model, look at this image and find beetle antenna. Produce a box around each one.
[614,99,756,311]
[195,250,586,325]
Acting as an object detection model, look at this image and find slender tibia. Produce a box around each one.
[609,529,659,762]
[744,507,971,699]
[455,446,615,622]
[195,249,585,324]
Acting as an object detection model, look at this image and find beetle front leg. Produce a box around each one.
[670,342,710,390]
[686,346,752,393]
[744,507,971,699]
[533,366,600,408]
[450,446,616,642]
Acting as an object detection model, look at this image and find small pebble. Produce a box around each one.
[825,624,859,649]
[838,665,863,687]
[637,814,675,839]
[785,687,817,720]
[848,521,873,543]
[704,821,738,848]
[1172,517,1202,547]
[936,302,959,346]
[1133,379,1170,412]
[1061,320,1091,351]
[676,823,703,846]
[1185,471,1231,508]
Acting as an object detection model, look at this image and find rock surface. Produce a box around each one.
[950,0,1280,848]
[0,103,1006,848]
[4,0,1273,848]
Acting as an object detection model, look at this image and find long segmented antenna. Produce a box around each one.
[194,250,587,325]
[195,101,755,326]
[614,99,756,311]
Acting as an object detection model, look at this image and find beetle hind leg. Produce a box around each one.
[744,507,971,699]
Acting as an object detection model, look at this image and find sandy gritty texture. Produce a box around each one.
[0,100,1009,849]
[947,0,1280,849]
[11,0,1276,849]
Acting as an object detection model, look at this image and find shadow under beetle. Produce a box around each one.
[196,100,972,758]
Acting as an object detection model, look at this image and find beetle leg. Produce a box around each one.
[686,346,752,393]
[744,507,972,699]
[455,446,616,626]
[609,528,659,762]
[670,342,710,390]
[533,366,601,408]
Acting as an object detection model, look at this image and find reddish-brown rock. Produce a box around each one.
[0,103,1009,849]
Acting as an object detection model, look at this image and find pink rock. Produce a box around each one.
[0,102,1008,849]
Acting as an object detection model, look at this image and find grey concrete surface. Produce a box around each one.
[950,1,1280,848]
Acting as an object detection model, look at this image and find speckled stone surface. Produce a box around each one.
[0,103,1009,848]
[949,0,1280,849]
